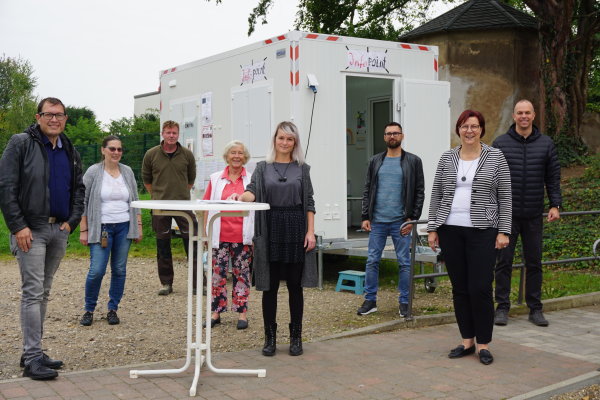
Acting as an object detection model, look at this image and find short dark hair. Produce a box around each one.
[455,110,486,138]
[384,122,403,132]
[37,97,66,114]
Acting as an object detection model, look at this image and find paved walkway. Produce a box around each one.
[1,305,599,400]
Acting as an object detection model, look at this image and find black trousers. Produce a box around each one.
[438,225,497,344]
[262,262,304,326]
[152,213,199,287]
[495,216,543,311]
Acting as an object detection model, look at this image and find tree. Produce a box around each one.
[219,0,451,40]
[227,0,599,162]
[515,0,600,162]
[106,110,160,136]
[64,116,105,146]
[65,106,96,127]
[0,55,37,151]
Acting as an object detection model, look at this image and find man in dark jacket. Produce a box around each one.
[0,97,85,380]
[357,122,425,317]
[492,99,561,327]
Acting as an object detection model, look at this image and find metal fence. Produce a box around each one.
[402,210,600,320]
[75,132,159,191]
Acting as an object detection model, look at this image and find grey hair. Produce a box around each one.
[266,121,305,165]
[222,140,250,165]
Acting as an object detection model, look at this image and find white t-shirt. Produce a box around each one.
[101,171,130,223]
[445,157,479,228]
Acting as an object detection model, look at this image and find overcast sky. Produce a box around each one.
[1,0,453,125]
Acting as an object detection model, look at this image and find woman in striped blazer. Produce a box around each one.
[427,110,512,365]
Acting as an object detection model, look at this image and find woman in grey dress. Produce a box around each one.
[230,121,317,357]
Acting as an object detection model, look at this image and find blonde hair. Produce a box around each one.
[266,121,305,165]
[222,140,250,164]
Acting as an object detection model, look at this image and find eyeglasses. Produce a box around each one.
[39,112,67,121]
[106,146,123,153]
[459,125,481,132]
[384,132,403,137]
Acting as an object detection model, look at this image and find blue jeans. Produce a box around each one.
[10,223,68,364]
[364,221,411,304]
[84,222,131,312]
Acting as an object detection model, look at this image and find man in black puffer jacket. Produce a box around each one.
[492,99,562,327]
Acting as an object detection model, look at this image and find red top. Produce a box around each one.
[203,166,247,243]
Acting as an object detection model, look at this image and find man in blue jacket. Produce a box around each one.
[493,99,562,327]
[357,122,425,317]
[0,97,85,379]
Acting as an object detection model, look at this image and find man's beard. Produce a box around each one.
[387,141,401,149]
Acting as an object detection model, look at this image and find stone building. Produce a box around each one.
[400,0,540,145]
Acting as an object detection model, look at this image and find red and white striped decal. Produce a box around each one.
[399,43,430,52]
[264,34,287,45]
[304,33,340,41]
[162,67,177,75]
[290,42,300,90]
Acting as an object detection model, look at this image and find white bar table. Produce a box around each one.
[129,199,270,396]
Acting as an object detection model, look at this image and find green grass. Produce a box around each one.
[0,192,186,260]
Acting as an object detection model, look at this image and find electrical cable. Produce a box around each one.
[304,91,317,159]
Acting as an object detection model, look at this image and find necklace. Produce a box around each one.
[273,162,292,182]
[459,159,477,182]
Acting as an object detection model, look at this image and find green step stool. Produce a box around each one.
[335,270,365,295]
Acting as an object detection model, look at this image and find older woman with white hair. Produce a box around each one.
[202,141,254,330]
[230,121,316,357]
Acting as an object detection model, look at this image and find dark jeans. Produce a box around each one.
[495,216,544,311]
[152,213,199,288]
[262,261,303,326]
[438,225,497,344]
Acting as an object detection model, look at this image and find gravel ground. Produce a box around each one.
[0,256,596,399]
[0,256,454,381]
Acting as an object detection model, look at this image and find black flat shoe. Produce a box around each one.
[237,319,248,330]
[203,316,221,328]
[448,345,476,359]
[478,349,494,365]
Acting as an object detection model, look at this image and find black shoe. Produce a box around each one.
[158,284,173,296]
[478,349,494,365]
[20,353,63,369]
[237,319,248,330]
[399,303,409,317]
[528,310,549,327]
[80,311,93,326]
[357,300,377,315]
[448,345,476,359]
[289,322,303,356]
[107,310,120,325]
[262,323,277,356]
[23,358,58,380]
[494,309,509,326]
[203,315,221,328]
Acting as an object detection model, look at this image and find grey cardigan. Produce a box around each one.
[245,161,317,291]
[82,162,141,243]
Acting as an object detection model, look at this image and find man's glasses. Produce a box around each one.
[106,146,123,153]
[459,125,481,132]
[38,112,67,121]
[384,132,402,137]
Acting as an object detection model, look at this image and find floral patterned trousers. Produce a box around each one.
[211,243,252,313]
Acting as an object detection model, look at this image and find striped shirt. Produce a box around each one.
[427,144,512,234]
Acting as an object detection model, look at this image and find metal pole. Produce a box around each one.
[317,235,323,290]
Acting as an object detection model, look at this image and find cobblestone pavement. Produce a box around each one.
[1,306,599,399]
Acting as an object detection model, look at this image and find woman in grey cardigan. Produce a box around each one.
[231,121,316,357]
[78,136,142,327]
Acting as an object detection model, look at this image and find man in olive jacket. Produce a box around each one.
[142,120,198,296]
[0,97,84,380]
[357,122,425,318]
[493,99,562,327]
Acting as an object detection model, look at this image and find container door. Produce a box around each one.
[231,83,272,158]
[395,78,450,223]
